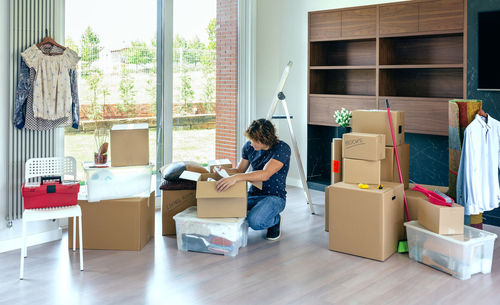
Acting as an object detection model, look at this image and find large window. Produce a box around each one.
[64,0,157,180]
[172,0,216,163]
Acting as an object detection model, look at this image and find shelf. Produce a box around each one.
[379,68,463,98]
[310,39,376,66]
[380,64,463,69]
[310,69,376,96]
[379,33,463,66]
[310,66,376,70]
[309,36,376,42]
[309,94,376,99]
[379,96,453,102]
[379,29,463,38]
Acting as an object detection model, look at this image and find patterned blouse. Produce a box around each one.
[21,45,79,120]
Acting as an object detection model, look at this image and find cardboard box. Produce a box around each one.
[110,123,149,167]
[329,182,405,261]
[162,190,197,235]
[380,144,410,189]
[68,192,155,251]
[325,185,334,232]
[418,200,464,235]
[331,139,342,185]
[352,110,405,146]
[405,189,426,221]
[343,158,381,185]
[405,184,449,221]
[207,159,233,173]
[342,133,385,161]
[180,170,262,218]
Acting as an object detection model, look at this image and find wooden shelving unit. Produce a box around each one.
[307,0,466,186]
[307,0,466,135]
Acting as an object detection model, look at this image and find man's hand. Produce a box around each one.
[216,175,240,192]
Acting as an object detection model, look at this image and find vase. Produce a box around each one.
[334,126,351,139]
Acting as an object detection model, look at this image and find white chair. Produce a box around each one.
[20,157,83,280]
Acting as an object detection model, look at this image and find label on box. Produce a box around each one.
[332,160,340,173]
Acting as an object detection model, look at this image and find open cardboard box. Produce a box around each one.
[180,169,262,218]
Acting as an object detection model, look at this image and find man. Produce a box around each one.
[216,119,290,240]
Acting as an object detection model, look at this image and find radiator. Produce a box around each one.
[7,0,59,225]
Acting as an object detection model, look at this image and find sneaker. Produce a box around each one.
[266,215,281,241]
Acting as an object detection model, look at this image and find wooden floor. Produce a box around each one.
[1,186,499,305]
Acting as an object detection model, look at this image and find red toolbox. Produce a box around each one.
[22,176,80,209]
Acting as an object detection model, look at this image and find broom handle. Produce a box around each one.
[386,100,410,222]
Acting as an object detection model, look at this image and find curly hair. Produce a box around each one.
[245,119,279,148]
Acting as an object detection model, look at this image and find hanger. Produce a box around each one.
[36,29,66,52]
[37,36,66,51]
[477,108,488,118]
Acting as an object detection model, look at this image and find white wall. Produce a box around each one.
[254,0,403,186]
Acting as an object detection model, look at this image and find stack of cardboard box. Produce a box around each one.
[69,124,155,251]
[326,110,410,261]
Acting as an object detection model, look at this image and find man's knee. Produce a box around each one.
[247,213,267,230]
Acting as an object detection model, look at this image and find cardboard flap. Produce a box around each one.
[196,181,247,199]
[208,159,232,166]
[179,170,202,181]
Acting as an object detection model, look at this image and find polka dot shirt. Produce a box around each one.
[242,140,291,199]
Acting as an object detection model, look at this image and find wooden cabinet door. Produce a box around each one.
[309,95,376,126]
[380,98,449,135]
[309,11,341,41]
[341,7,376,38]
[379,3,418,35]
[419,0,464,32]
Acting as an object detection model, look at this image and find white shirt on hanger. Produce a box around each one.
[457,114,500,215]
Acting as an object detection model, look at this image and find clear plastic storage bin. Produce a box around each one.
[83,162,153,202]
[173,206,248,257]
[404,220,497,280]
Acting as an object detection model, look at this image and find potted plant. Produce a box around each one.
[94,128,109,164]
[333,108,352,139]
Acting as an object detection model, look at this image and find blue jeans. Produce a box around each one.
[247,195,286,230]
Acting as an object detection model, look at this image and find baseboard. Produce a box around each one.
[0,228,62,254]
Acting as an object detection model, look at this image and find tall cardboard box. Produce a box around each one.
[331,139,342,185]
[380,144,410,188]
[418,200,464,235]
[69,192,155,251]
[343,158,381,185]
[162,190,197,235]
[329,182,404,261]
[110,123,149,167]
[342,133,385,161]
[180,171,261,218]
[352,110,405,146]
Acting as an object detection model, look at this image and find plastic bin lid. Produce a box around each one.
[82,161,153,170]
[173,206,246,224]
[404,220,497,245]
